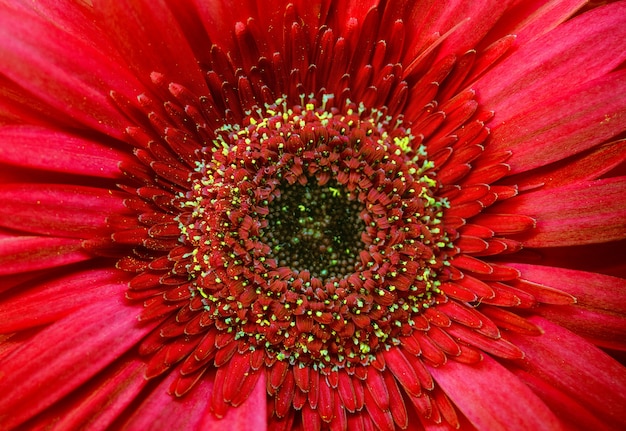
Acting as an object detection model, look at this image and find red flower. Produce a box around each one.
[1,1,625,430]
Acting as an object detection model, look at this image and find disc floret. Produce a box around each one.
[175,96,452,370]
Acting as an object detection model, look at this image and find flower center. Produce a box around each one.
[175,96,452,369]
[264,181,364,280]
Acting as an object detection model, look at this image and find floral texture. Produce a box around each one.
[1,1,626,430]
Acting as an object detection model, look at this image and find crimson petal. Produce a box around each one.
[0,236,91,275]
[499,178,626,247]
[0,296,155,429]
[428,355,563,431]
[508,317,626,429]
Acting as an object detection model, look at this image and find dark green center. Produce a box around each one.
[264,181,365,280]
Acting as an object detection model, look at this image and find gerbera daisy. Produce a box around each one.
[0,0,625,430]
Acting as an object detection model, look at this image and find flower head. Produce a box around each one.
[1,1,626,430]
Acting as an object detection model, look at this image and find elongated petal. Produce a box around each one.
[0,297,155,429]
[487,70,626,174]
[509,264,626,314]
[121,368,267,431]
[0,184,128,238]
[119,371,213,431]
[498,0,587,45]
[428,355,563,431]
[538,305,626,351]
[91,0,207,95]
[508,317,626,429]
[434,1,508,61]
[0,236,91,275]
[508,139,626,190]
[513,369,615,431]
[475,2,626,125]
[0,268,128,332]
[19,358,148,431]
[0,126,132,178]
[506,264,626,349]
[497,178,626,247]
[0,3,137,139]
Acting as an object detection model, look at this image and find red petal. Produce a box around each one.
[0,268,127,332]
[413,331,446,366]
[427,326,461,357]
[382,347,422,397]
[121,371,212,431]
[0,296,154,429]
[0,126,132,178]
[514,369,615,431]
[508,317,626,429]
[538,305,626,351]
[336,370,357,413]
[21,358,147,431]
[274,369,296,419]
[89,0,206,96]
[509,263,626,313]
[476,2,626,126]
[479,306,542,336]
[434,2,509,63]
[0,4,136,139]
[0,236,91,275]
[456,275,495,299]
[0,184,127,238]
[428,355,562,431]
[488,70,626,174]
[382,369,408,429]
[222,351,252,402]
[509,139,626,190]
[499,178,626,247]
[445,323,523,360]
[470,213,536,235]
[363,385,395,431]
[439,281,478,302]
[317,375,334,423]
[454,235,489,254]
[301,403,322,431]
[365,368,389,411]
[513,279,576,306]
[498,0,588,46]
[432,386,460,429]
[450,254,493,275]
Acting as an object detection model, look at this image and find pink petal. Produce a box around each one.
[475,2,626,126]
[427,355,563,431]
[0,296,154,429]
[0,236,91,275]
[486,70,626,174]
[0,126,132,178]
[496,178,626,247]
[507,317,626,429]
[0,184,128,238]
[0,268,128,332]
